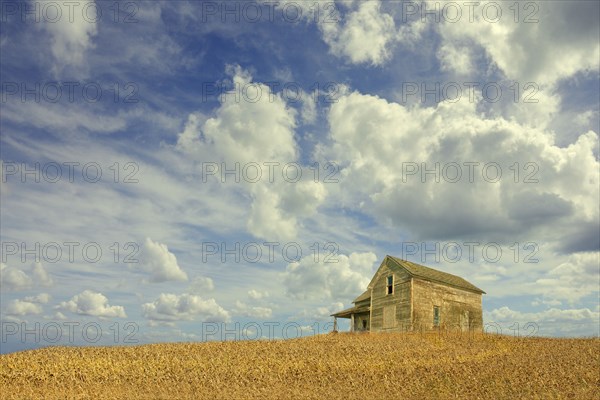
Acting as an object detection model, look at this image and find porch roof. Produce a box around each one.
[330,305,370,318]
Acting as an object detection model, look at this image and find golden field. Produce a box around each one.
[0,332,598,400]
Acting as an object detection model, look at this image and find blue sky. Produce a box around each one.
[1,0,599,353]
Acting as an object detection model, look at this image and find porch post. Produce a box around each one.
[333,317,338,332]
[350,314,354,332]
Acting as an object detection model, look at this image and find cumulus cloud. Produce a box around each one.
[535,252,600,304]
[323,1,397,66]
[433,1,599,87]
[5,299,43,316]
[138,238,188,283]
[485,306,599,336]
[0,262,53,291]
[188,276,215,293]
[298,302,345,321]
[437,42,474,75]
[283,252,377,302]
[248,289,269,300]
[24,293,51,304]
[4,293,50,316]
[142,293,230,323]
[58,290,127,318]
[274,0,422,66]
[176,66,327,241]
[319,89,599,244]
[52,311,68,320]
[32,262,53,287]
[233,301,273,319]
[0,263,32,291]
[176,64,297,164]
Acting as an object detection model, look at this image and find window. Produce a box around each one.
[433,306,440,327]
[386,275,394,295]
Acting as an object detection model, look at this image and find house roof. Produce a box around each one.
[331,304,370,318]
[387,255,485,294]
[352,290,371,303]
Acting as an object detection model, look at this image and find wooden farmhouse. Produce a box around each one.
[331,255,485,332]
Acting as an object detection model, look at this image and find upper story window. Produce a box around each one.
[386,275,394,295]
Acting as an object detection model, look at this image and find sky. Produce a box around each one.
[0,0,599,353]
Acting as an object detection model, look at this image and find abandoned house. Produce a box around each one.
[331,255,485,332]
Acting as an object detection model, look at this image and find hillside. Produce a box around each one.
[1,332,598,399]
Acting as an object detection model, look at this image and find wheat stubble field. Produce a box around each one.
[0,332,598,399]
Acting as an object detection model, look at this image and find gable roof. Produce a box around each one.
[386,255,485,294]
[352,290,371,303]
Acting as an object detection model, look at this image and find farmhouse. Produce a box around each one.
[331,255,485,332]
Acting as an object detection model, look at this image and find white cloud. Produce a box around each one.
[0,263,32,291]
[0,262,53,291]
[274,0,422,66]
[320,89,599,245]
[5,299,43,316]
[535,252,600,303]
[58,290,127,318]
[176,66,327,241]
[300,90,317,124]
[32,262,53,287]
[574,110,596,128]
[142,293,230,323]
[437,42,473,75]
[283,252,377,302]
[248,289,269,300]
[1,101,129,135]
[188,276,215,293]
[53,311,68,320]
[434,1,599,87]
[138,238,188,283]
[233,300,273,319]
[323,1,397,66]
[24,293,51,304]
[298,302,345,321]
[39,0,98,73]
[485,306,599,336]
[176,64,297,164]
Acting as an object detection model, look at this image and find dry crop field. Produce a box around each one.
[1,332,598,399]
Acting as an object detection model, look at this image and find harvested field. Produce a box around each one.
[1,332,598,399]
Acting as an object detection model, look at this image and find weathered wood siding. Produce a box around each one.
[370,264,411,332]
[412,278,483,331]
[353,312,370,331]
[354,299,371,309]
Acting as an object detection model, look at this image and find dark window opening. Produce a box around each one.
[362,320,367,329]
[386,275,393,295]
[433,306,440,327]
